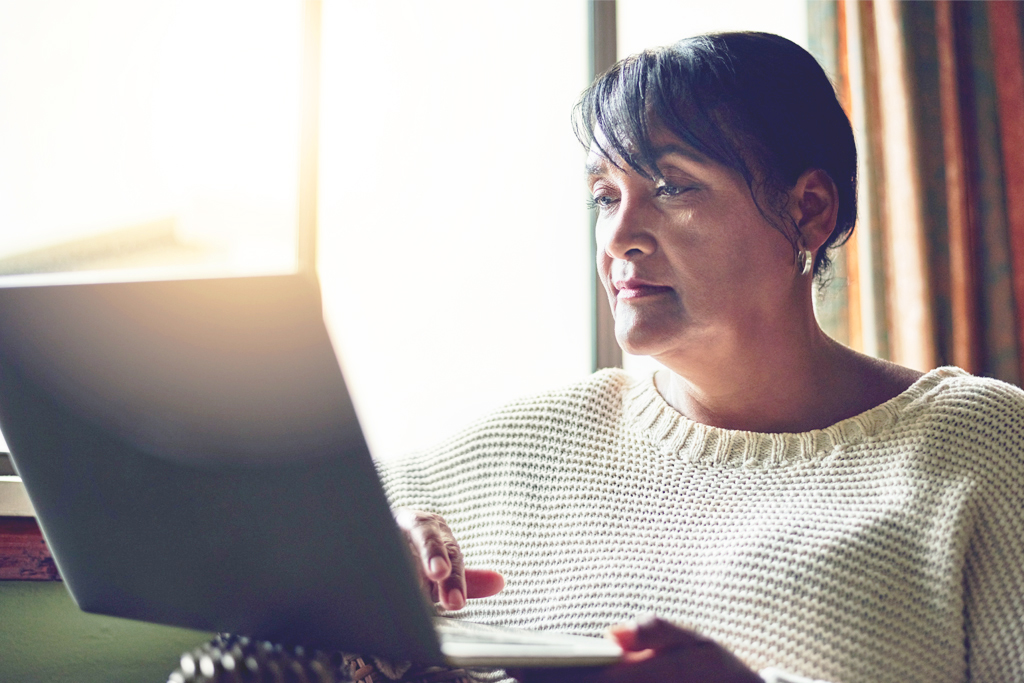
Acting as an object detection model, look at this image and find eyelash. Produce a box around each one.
[586,183,692,210]
[655,182,693,197]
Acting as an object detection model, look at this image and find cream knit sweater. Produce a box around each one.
[378,367,1024,683]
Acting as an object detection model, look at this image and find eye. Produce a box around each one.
[654,181,691,198]
[586,193,619,211]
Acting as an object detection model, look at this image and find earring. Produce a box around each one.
[796,249,813,276]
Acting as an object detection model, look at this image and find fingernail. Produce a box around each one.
[634,613,657,627]
[448,588,464,609]
[429,557,447,577]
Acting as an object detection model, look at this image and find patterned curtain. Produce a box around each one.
[810,0,1024,385]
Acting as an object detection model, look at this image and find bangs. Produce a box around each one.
[574,40,752,183]
[573,31,858,279]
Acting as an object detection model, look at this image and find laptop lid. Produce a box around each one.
[0,273,444,663]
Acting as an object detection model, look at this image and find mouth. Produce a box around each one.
[613,278,673,300]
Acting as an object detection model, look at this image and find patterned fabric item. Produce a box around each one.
[378,367,1024,683]
[168,634,474,683]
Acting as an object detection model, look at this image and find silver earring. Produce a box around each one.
[797,249,813,276]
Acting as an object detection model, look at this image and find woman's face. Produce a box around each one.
[587,128,802,366]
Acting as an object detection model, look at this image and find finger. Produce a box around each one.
[465,569,505,599]
[405,533,436,597]
[633,615,708,651]
[415,527,452,582]
[597,639,762,683]
[608,615,706,653]
[605,623,640,651]
[438,540,467,610]
[603,625,656,667]
[396,510,454,582]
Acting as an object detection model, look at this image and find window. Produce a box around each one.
[0,1,810,470]
[316,1,592,459]
[0,0,308,516]
[0,0,593,467]
[0,0,304,279]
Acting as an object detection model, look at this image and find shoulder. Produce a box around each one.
[438,367,637,451]
[485,367,635,421]
[889,367,1024,477]
[377,369,637,484]
[901,366,1024,422]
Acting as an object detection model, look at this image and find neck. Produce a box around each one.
[652,312,850,433]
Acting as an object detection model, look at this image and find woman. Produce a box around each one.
[383,33,1024,683]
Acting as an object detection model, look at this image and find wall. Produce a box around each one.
[0,581,210,683]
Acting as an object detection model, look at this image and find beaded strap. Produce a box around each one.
[168,634,474,683]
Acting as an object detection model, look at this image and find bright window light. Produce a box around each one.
[0,0,302,277]
[318,0,592,460]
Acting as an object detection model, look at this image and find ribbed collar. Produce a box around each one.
[620,366,968,466]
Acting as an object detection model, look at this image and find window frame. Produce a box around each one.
[0,1,323,576]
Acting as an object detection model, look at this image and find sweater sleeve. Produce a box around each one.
[373,371,621,518]
[375,448,448,514]
[960,382,1024,681]
[372,407,522,517]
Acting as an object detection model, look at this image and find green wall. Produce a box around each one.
[0,581,211,683]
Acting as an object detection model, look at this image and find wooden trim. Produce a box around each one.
[589,0,617,79]
[937,1,982,373]
[589,0,622,371]
[298,0,321,276]
[0,516,60,580]
[847,0,887,359]
[836,0,863,353]
[859,0,895,361]
[987,1,1024,380]
[0,476,36,517]
[836,1,853,113]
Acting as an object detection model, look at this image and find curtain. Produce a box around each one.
[810,0,1024,385]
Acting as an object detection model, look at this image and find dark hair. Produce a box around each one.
[573,32,857,278]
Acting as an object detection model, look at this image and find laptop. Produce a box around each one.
[0,272,621,668]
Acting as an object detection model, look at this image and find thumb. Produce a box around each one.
[465,568,505,599]
[607,615,705,653]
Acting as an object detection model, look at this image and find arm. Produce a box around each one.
[510,616,760,683]
[512,617,835,683]
[962,460,1024,681]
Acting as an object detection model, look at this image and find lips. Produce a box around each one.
[613,278,672,300]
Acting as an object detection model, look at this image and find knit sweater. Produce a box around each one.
[378,367,1024,683]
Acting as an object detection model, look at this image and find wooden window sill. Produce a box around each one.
[0,474,36,516]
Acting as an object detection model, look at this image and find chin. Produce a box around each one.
[615,326,679,359]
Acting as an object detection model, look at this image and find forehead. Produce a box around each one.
[585,127,713,179]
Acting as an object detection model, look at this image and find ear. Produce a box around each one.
[787,168,839,252]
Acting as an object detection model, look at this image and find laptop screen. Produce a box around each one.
[0,273,443,662]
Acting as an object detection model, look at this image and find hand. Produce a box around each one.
[394,508,505,611]
[511,615,762,683]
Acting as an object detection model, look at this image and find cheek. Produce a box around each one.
[596,253,617,302]
[696,210,794,279]
[596,252,608,275]
[736,226,799,280]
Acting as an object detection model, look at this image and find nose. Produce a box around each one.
[598,196,656,261]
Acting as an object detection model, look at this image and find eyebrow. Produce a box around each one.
[585,143,710,179]
[651,144,710,166]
